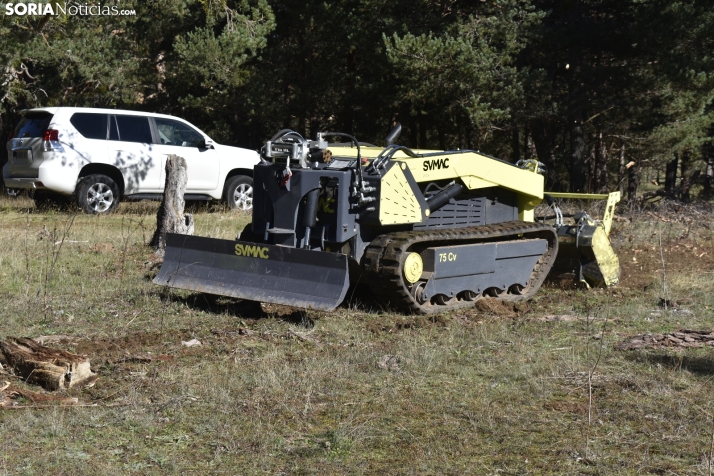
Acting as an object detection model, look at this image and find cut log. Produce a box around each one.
[151,154,194,257]
[0,337,96,391]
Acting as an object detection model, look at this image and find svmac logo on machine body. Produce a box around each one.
[423,158,450,171]
[235,243,269,259]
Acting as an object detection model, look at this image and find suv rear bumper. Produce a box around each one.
[3,159,78,195]
[3,177,39,189]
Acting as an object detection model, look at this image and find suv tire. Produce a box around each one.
[76,174,120,214]
[224,175,253,211]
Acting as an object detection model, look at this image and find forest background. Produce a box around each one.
[1,0,712,198]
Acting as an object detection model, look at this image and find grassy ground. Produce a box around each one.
[1,196,714,474]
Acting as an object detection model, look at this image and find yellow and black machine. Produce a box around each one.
[155,126,620,314]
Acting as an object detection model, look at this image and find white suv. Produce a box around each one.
[4,107,259,213]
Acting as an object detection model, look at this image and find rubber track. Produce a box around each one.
[362,221,559,314]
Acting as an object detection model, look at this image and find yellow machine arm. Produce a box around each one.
[336,147,544,222]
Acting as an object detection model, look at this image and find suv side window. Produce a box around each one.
[110,115,152,144]
[154,118,204,147]
[70,113,107,140]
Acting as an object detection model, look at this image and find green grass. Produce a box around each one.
[1,196,714,474]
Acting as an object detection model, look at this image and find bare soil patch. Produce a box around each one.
[365,313,450,334]
[473,298,519,318]
[68,330,213,368]
[617,237,714,289]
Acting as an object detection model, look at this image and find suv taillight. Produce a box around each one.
[42,128,63,152]
[43,129,59,141]
[8,131,14,141]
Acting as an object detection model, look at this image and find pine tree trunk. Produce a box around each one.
[628,164,638,201]
[594,131,608,192]
[618,142,627,196]
[342,51,356,134]
[309,112,319,142]
[151,154,194,257]
[665,154,678,194]
[702,126,714,199]
[570,109,586,192]
[298,115,306,138]
[704,146,714,199]
[531,119,556,189]
[511,125,520,162]
[409,115,418,148]
[458,112,466,150]
[466,117,474,150]
[587,139,596,192]
[527,133,537,163]
[567,0,586,193]
[680,150,690,200]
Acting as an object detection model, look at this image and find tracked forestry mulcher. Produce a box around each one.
[155,126,620,314]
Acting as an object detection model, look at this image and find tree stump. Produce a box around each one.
[0,337,96,391]
[151,154,194,257]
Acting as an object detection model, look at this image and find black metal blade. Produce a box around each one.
[154,233,350,311]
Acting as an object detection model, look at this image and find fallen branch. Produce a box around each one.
[1,383,79,408]
[1,402,134,410]
[124,310,143,328]
[8,386,78,405]
[647,211,672,222]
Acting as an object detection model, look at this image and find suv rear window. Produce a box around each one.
[110,115,152,144]
[70,113,107,140]
[14,112,52,138]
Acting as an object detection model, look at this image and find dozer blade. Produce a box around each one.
[154,233,350,310]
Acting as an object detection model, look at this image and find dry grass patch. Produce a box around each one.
[0,196,713,473]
